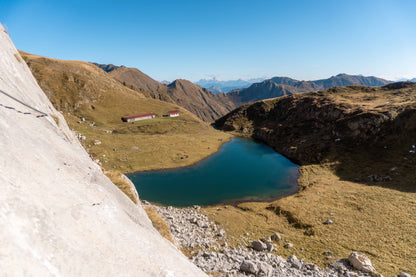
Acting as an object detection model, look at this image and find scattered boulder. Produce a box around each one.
[266,243,274,252]
[270,232,282,241]
[323,219,333,225]
[284,243,293,249]
[217,229,225,237]
[287,255,302,269]
[240,260,258,275]
[196,220,209,228]
[251,240,267,251]
[331,259,349,272]
[260,237,271,243]
[305,262,319,271]
[257,262,273,277]
[226,270,238,277]
[76,133,86,142]
[348,252,376,274]
[399,273,411,277]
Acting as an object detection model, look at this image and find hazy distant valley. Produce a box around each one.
[195,77,266,93]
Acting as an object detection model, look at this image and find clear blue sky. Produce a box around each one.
[1,0,416,82]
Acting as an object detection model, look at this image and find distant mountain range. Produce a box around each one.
[91,63,394,122]
[228,73,392,105]
[195,77,266,93]
[396,78,416,82]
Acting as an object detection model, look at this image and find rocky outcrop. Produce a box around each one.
[0,24,205,276]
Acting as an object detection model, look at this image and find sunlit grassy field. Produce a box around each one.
[204,164,416,275]
[23,51,232,173]
[67,112,231,173]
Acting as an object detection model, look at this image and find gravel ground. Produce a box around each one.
[148,203,380,277]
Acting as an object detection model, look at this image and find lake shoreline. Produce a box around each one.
[129,137,300,207]
[124,134,234,174]
[218,169,300,207]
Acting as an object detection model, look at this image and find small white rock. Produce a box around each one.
[348,252,376,274]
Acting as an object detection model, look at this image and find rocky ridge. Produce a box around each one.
[228,74,391,105]
[149,203,380,277]
[92,62,168,100]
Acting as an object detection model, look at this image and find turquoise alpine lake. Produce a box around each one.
[127,137,299,207]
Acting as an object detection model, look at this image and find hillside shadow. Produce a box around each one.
[326,142,416,193]
[328,108,416,193]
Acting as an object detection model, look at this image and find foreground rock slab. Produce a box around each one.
[0,24,205,277]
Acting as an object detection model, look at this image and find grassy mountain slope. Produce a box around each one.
[313,73,391,88]
[93,63,237,122]
[21,51,231,173]
[229,73,391,105]
[93,63,169,100]
[211,83,416,275]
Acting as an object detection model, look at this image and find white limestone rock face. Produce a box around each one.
[0,24,206,277]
